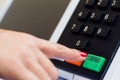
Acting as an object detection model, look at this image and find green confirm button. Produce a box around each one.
[83,54,106,72]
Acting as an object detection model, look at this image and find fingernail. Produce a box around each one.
[80,51,87,57]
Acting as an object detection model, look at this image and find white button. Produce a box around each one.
[73,75,91,80]
[58,69,74,80]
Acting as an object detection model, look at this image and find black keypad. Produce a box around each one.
[111,0,120,10]
[104,13,118,24]
[54,0,120,80]
[97,0,109,8]
[96,27,110,38]
[85,0,96,8]
[78,11,90,20]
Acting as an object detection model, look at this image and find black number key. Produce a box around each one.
[85,0,96,8]
[111,0,120,10]
[97,0,109,8]
[96,27,111,39]
[104,13,118,24]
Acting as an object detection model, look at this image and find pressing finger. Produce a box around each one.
[36,39,87,61]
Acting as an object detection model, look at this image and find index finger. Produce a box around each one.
[35,38,87,61]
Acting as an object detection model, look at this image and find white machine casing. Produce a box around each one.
[0,0,13,22]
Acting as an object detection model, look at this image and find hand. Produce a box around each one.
[0,29,86,80]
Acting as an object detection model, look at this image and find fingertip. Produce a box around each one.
[79,51,87,57]
[71,49,87,61]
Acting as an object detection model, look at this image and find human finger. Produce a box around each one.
[36,39,87,61]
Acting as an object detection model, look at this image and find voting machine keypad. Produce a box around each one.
[52,0,120,80]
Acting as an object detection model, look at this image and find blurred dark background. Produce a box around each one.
[0,0,69,40]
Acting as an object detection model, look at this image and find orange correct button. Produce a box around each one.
[65,60,83,67]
